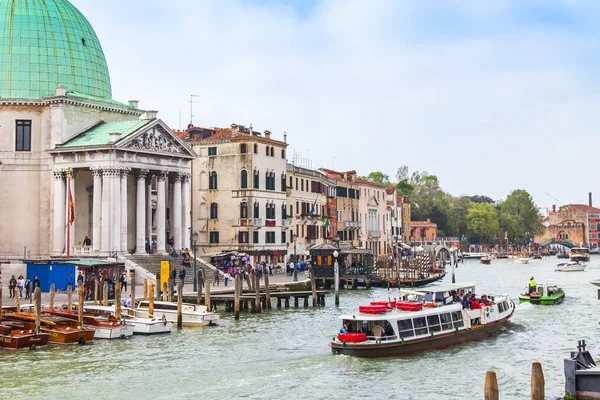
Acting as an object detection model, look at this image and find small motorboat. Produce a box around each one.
[135,300,220,327]
[519,284,565,305]
[533,254,542,260]
[515,257,530,264]
[83,306,172,335]
[571,247,591,262]
[555,262,587,272]
[0,322,50,350]
[481,256,492,265]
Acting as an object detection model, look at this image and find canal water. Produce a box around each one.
[1,257,599,399]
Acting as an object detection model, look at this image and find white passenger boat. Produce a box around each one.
[571,247,591,263]
[135,301,220,327]
[330,282,515,357]
[555,262,587,272]
[515,258,530,264]
[83,305,172,335]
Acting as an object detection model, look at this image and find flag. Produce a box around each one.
[309,194,319,215]
[34,325,39,336]
[66,169,75,226]
[324,218,330,232]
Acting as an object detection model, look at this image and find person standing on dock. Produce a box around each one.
[179,266,186,287]
[213,269,220,286]
[223,272,230,287]
[9,275,16,298]
[66,272,74,291]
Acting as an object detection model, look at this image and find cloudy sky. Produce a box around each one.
[73,0,600,212]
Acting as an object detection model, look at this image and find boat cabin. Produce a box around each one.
[137,300,207,313]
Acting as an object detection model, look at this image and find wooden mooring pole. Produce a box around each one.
[102,281,108,306]
[197,270,202,305]
[484,371,499,400]
[93,280,98,306]
[115,282,122,321]
[531,362,544,400]
[264,270,271,309]
[34,287,41,333]
[78,286,84,328]
[14,288,19,310]
[143,278,148,299]
[130,271,136,307]
[309,266,317,307]
[254,272,261,313]
[67,284,72,310]
[234,275,240,321]
[0,286,2,320]
[29,281,32,305]
[149,282,155,316]
[177,281,183,328]
[162,282,168,301]
[205,277,211,311]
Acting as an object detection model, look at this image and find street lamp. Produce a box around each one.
[333,250,339,306]
[293,235,298,282]
[192,231,198,292]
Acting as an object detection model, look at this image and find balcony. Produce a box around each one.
[344,221,361,230]
[253,218,263,228]
[265,219,276,227]
[282,220,290,229]
[368,230,381,238]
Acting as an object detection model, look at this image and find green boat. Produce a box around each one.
[519,284,565,305]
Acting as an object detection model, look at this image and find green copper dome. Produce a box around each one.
[0,0,112,100]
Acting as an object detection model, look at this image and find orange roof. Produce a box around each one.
[385,187,395,195]
[560,204,600,213]
[178,125,286,146]
[354,177,387,188]
[411,220,437,227]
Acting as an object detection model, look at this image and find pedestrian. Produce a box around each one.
[25,277,31,299]
[83,236,92,246]
[178,266,186,286]
[224,272,230,287]
[33,276,40,289]
[145,237,151,253]
[77,271,84,287]
[66,271,74,291]
[9,275,16,298]
[213,269,220,286]
[119,272,127,292]
[17,275,24,298]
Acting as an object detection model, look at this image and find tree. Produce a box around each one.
[410,175,449,230]
[444,195,473,237]
[361,171,390,185]
[468,195,495,204]
[396,179,414,196]
[466,203,499,244]
[395,165,428,185]
[498,189,544,243]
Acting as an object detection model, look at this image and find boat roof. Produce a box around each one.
[138,300,203,307]
[83,306,114,312]
[400,282,477,296]
[338,303,463,321]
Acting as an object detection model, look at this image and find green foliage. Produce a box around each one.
[361,171,391,185]
[445,196,473,237]
[468,195,495,204]
[396,179,414,196]
[466,203,499,243]
[498,190,544,243]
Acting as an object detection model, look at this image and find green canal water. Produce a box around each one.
[1,257,599,399]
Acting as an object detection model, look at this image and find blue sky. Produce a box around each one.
[72,0,600,211]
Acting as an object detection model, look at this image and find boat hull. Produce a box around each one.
[89,324,135,339]
[555,265,586,272]
[0,333,50,350]
[515,259,530,264]
[330,310,514,357]
[131,321,172,335]
[142,310,219,327]
[45,328,95,344]
[519,292,565,305]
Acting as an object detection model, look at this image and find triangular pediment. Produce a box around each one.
[117,119,196,158]
[368,196,379,207]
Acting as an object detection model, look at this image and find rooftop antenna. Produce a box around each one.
[188,94,200,126]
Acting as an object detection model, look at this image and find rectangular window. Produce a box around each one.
[413,317,428,336]
[208,146,217,156]
[210,203,218,219]
[265,231,276,243]
[452,311,464,328]
[253,231,259,244]
[281,231,287,244]
[15,120,32,151]
[239,231,249,243]
[209,231,219,244]
[397,319,414,338]
[440,313,453,331]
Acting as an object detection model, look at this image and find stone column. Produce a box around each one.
[101,169,112,253]
[66,170,76,256]
[146,177,152,240]
[156,171,167,253]
[120,168,130,253]
[136,169,149,253]
[172,173,182,251]
[91,167,102,253]
[52,170,66,255]
[112,169,121,253]
[182,173,191,250]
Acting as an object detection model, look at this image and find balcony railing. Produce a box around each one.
[368,230,382,238]
[253,218,263,228]
[282,220,290,229]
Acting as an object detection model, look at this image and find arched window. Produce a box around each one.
[281,174,286,192]
[254,202,260,218]
[254,169,260,189]
[209,171,218,190]
[240,202,248,219]
[282,204,287,219]
[240,143,247,154]
[240,170,248,188]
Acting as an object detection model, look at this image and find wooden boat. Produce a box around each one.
[0,322,50,350]
[135,301,220,327]
[515,257,530,264]
[496,253,508,259]
[555,262,587,272]
[533,254,542,259]
[5,312,94,344]
[571,247,591,262]
[83,306,172,335]
[330,282,515,357]
[480,256,491,265]
[519,284,565,305]
[557,252,570,259]
[43,309,134,339]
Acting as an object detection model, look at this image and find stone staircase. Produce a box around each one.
[124,253,220,286]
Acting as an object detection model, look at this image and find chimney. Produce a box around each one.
[426,218,431,223]
[552,205,556,213]
[56,85,67,96]
[109,132,121,143]
[283,131,287,143]
[144,110,158,119]
[128,100,139,108]
[590,192,593,207]
[264,130,271,139]
[231,124,239,137]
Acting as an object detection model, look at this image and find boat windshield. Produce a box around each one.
[341,319,395,339]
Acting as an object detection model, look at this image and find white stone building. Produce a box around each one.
[385,188,403,252]
[356,178,389,258]
[179,125,288,264]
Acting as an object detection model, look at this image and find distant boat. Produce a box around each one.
[557,252,569,259]
[555,262,587,272]
[481,256,492,265]
[533,254,542,259]
[571,247,591,262]
[461,252,486,260]
[515,258,530,264]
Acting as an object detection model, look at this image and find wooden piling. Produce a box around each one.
[254,273,261,313]
[149,282,155,316]
[205,277,211,311]
[531,362,544,400]
[115,282,122,320]
[34,287,41,331]
[102,281,108,306]
[177,281,183,328]
[29,281,33,305]
[245,271,252,291]
[93,280,98,305]
[197,270,202,305]
[294,297,299,308]
[264,271,271,309]
[67,284,72,310]
[167,278,173,302]
[78,286,84,328]
[304,297,309,307]
[14,287,19,311]
[50,283,56,309]
[234,275,240,320]
[143,278,148,299]
[484,371,499,400]
[162,282,168,301]
[285,298,290,308]
[309,266,317,307]
[277,297,282,308]
[0,286,2,319]
[130,270,136,307]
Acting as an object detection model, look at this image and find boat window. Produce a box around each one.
[503,301,509,310]
[421,293,433,302]
[452,311,464,328]
[434,292,444,303]
[397,319,414,338]
[427,315,441,332]
[156,304,178,311]
[439,313,453,331]
[497,302,505,313]
[413,317,428,336]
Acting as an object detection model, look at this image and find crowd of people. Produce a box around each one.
[452,290,493,310]
[8,275,41,299]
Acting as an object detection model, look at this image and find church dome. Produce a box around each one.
[0,0,112,100]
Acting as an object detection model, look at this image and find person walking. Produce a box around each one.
[223,272,230,287]
[77,271,84,288]
[24,277,31,299]
[213,269,220,286]
[17,275,24,298]
[33,276,40,289]
[9,275,16,298]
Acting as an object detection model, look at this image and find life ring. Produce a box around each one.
[532,291,541,295]
[423,302,437,308]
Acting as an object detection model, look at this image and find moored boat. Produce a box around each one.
[515,257,530,264]
[5,312,95,344]
[0,322,50,350]
[43,308,134,339]
[481,256,491,265]
[135,300,220,327]
[83,306,172,335]
[557,251,570,259]
[555,262,587,272]
[329,282,515,357]
[519,284,565,305]
[571,247,591,262]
